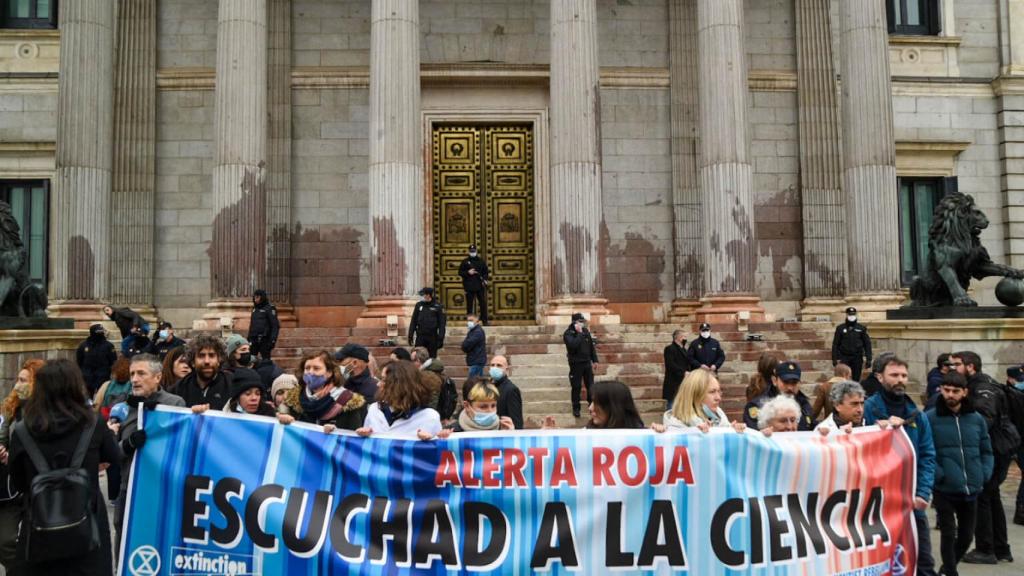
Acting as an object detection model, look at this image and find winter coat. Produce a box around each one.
[363,403,442,438]
[345,368,380,404]
[926,368,944,403]
[864,392,936,501]
[458,255,490,292]
[76,332,117,395]
[563,325,598,365]
[146,335,186,360]
[742,387,815,431]
[926,399,993,497]
[461,324,487,366]
[662,342,690,402]
[281,385,367,432]
[248,292,280,348]
[107,307,145,338]
[409,300,447,343]
[662,406,730,430]
[494,376,524,430]
[687,337,725,370]
[831,320,872,362]
[174,370,231,410]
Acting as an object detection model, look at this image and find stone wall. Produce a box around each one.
[954,0,1000,79]
[293,0,370,67]
[157,0,217,68]
[0,91,56,142]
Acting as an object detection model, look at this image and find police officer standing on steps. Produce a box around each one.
[831,306,872,381]
[409,287,447,359]
[688,323,725,373]
[458,244,489,324]
[564,312,598,419]
[248,289,280,360]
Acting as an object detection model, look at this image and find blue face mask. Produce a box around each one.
[489,367,505,381]
[473,411,498,427]
[702,404,717,421]
[303,372,328,392]
[158,330,169,340]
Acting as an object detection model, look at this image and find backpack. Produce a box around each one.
[13,419,100,562]
[437,377,458,421]
[1005,384,1024,432]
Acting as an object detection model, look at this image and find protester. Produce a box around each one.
[271,373,297,408]
[0,358,43,576]
[278,351,367,431]
[408,287,446,358]
[197,368,276,418]
[92,356,132,420]
[103,305,149,356]
[831,306,872,380]
[146,321,185,360]
[357,360,441,439]
[8,359,118,575]
[926,353,952,406]
[161,346,191,392]
[390,347,412,362]
[860,352,894,398]
[864,355,937,575]
[1009,366,1024,526]
[564,312,598,418]
[488,355,523,430]
[0,359,44,448]
[663,368,744,433]
[815,380,866,433]
[253,353,284,390]
[687,322,725,373]
[174,333,231,410]
[224,333,252,370]
[927,371,994,576]
[248,289,280,360]
[336,343,380,403]
[950,351,1017,564]
[662,329,690,407]
[77,323,117,395]
[584,380,645,430]
[744,361,814,431]
[745,351,781,401]
[757,396,802,434]
[462,313,487,379]
[437,379,514,436]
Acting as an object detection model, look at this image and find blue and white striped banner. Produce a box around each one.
[117,407,917,575]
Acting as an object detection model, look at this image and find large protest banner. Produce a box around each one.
[118,407,918,576]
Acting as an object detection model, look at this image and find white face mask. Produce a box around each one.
[700,331,711,339]
[847,315,857,323]
[469,251,478,257]
[467,321,475,329]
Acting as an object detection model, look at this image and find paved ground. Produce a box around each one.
[933,471,1023,576]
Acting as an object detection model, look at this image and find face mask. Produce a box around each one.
[159,330,170,340]
[341,365,351,378]
[469,251,478,258]
[473,411,498,427]
[304,373,328,391]
[700,331,711,339]
[847,315,857,323]
[702,404,717,421]
[489,367,505,381]
[238,352,252,367]
[467,321,475,329]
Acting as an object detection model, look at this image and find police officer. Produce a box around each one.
[248,289,280,360]
[409,287,447,358]
[458,244,490,324]
[743,360,815,431]
[831,306,872,381]
[687,323,725,372]
[563,312,598,418]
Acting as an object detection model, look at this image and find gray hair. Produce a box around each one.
[672,329,685,340]
[829,380,865,406]
[757,396,801,430]
[129,353,162,378]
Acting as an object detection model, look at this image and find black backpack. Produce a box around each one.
[437,377,458,421]
[13,419,100,562]
[1005,384,1024,432]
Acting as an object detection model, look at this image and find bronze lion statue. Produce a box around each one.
[909,192,1023,307]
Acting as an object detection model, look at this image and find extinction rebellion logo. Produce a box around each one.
[127,546,160,576]
[130,545,255,576]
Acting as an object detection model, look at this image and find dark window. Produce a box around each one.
[1,0,57,29]
[899,177,955,285]
[0,180,48,288]
[887,0,941,36]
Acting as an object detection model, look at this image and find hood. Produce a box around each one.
[28,414,91,441]
[424,359,445,373]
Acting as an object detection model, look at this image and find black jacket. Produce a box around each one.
[409,300,447,343]
[146,335,186,360]
[254,358,284,390]
[967,372,1009,430]
[345,369,380,404]
[248,294,281,347]
[861,373,884,397]
[563,325,598,365]
[743,386,816,431]
[458,255,490,292]
[662,342,690,402]
[76,331,117,394]
[461,325,487,366]
[687,337,725,370]
[494,377,524,430]
[174,370,232,410]
[926,398,993,496]
[832,321,872,363]
[108,306,145,338]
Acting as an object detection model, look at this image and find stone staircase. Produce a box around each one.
[268,321,838,428]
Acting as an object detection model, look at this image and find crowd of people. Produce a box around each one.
[0,292,1019,575]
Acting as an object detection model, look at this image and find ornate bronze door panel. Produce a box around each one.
[432,125,536,324]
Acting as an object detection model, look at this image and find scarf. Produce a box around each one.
[300,385,352,422]
[457,409,499,432]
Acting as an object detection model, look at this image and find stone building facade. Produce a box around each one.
[0,0,1018,328]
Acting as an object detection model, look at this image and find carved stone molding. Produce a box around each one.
[895,140,970,177]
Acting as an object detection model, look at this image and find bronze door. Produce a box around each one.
[432,125,536,324]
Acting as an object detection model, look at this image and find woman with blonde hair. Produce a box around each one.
[663,368,744,433]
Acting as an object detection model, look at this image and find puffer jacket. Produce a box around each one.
[926,398,994,496]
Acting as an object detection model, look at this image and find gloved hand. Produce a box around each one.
[121,429,147,455]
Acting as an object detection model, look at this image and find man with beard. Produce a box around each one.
[864,355,937,576]
[174,333,232,410]
[815,380,866,433]
[743,361,815,431]
[926,371,993,576]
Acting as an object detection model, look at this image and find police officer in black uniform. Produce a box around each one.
[831,306,872,381]
[563,312,598,418]
[248,289,280,360]
[687,323,725,372]
[458,244,490,324]
[409,287,447,358]
[743,361,815,431]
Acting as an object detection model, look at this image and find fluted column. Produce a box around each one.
[50,0,116,305]
[669,0,702,320]
[796,0,847,319]
[267,0,292,302]
[839,0,902,312]
[546,0,615,323]
[211,0,268,302]
[111,0,157,309]
[695,0,762,321]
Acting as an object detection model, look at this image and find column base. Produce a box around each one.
[355,297,418,339]
[48,301,158,330]
[799,297,847,323]
[695,294,766,325]
[542,296,620,325]
[669,298,701,322]
[844,292,906,321]
[193,299,251,332]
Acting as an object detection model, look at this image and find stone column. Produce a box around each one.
[266,0,295,325]
[48,0,116,321]
[668,0,703,321]
[796,0,847,321]
[111,0,157,314]
[839,0,903,316]
[357,0,424,327]
[998,0,1024,268]
[545,0,616,324]
[206,0,268,323]
[695,0,763,322]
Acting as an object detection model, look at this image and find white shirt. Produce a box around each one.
[363,403,442,437]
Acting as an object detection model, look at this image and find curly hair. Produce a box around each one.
[376,360,432,413]
[2,358,44,419]
[297,350,344,388]
[188,333,226,365]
